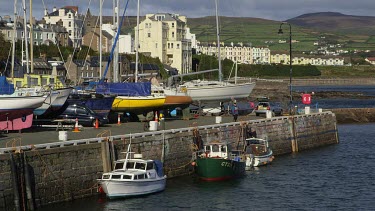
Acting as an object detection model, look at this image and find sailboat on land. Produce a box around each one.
[171,0,255,102]
[96,0,166,114]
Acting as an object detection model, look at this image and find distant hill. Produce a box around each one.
[94,13,375,51]
[287,12,375,36]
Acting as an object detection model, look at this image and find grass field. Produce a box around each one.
[188,16,375,52]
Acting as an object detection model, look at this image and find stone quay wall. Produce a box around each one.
[0,112,338,209]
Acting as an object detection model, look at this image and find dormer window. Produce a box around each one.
[155,15,165,21]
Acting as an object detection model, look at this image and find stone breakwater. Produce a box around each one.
[329,108,375,124]
[0,112,338,210]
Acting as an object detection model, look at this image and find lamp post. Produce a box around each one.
[278,22,293,115]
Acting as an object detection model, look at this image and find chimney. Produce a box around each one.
[53,6,57,12]
[44,8,48,16]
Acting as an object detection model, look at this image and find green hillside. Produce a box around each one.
[188,16,318,52]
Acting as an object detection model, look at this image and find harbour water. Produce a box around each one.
[39,123,375,211]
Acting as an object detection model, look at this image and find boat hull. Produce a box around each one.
[0,96,44,130]
[246,151,274,169]
[67,95,115,117]
[0,113,34,130]
[195,157,245,181]
[33,92,59,116]
[51,87,73,108]
[163,95,192,109]
[111,96,166,112]
[99,177,166,199]
[185,82,255,101]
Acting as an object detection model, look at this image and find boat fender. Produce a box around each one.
[191,161,196,166]
[98,186,104,194]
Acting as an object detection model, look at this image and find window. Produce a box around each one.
[172,23,175,28]
[146,162,154,170]
[168,43,170,49]
[172,32,175,38]
[212,145,219,152]
[69,22,71,27]
[22,31,24,38]
[177,44,180,49]
[147,33,151,38]
[114,163,124,170]
[68,14,72,18]
[123,175,132,179]
[135,162,146,170]
[69,30,72,36]
[7,31,10,37]
[126,162,135,169]
[171,43,174,48]
[137,174,145,179]
[47,34,49,39]
[111,175,121,179]
[155,43,158,48]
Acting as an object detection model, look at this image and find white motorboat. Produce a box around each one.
[243,138,274,169]
[98,152,167,199]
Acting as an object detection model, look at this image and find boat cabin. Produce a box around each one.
[202,141,228,158]
[244,138,269,156]
[101,159,158,180]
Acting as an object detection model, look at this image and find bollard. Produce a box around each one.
[117,114,121,125]
[73,118,80,132]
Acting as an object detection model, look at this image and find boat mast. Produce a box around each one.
[11,0,17,79]
[99,0,102,79]
[215,0,222,82]
[235,61,237,84]
[22,0,29,74]
[29,0,33,73]
[112,0,120,82]
[135,0,140,82]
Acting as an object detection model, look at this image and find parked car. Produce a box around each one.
[270,102,283,116]
[57,104,108,127]
[255,98,283,117]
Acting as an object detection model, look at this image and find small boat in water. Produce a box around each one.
[243,138,274,169]
[194,140,246,181]
[98,151,167,199]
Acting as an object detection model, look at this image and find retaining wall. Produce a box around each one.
[0,112,338,209]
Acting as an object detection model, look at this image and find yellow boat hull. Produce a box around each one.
[112,96,166,112]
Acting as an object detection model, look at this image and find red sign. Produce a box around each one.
[302,94,311,104]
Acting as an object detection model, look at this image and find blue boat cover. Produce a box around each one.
[0,76,15,94]
[154,160,164,177]
[96,82,151,96]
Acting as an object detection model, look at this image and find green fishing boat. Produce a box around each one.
[194,140,246,181]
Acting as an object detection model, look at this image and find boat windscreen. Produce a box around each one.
[114,162,124,170]
[126,162,135,169]
[212,145,219,152]
[135,162,146,170]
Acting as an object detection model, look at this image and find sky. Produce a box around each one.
[0,0,374,21]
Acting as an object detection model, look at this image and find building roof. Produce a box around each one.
[48,7,77,17]
[366,57,375,61]
[148,13,184,23]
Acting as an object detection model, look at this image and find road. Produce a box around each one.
[0,113,263,148]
